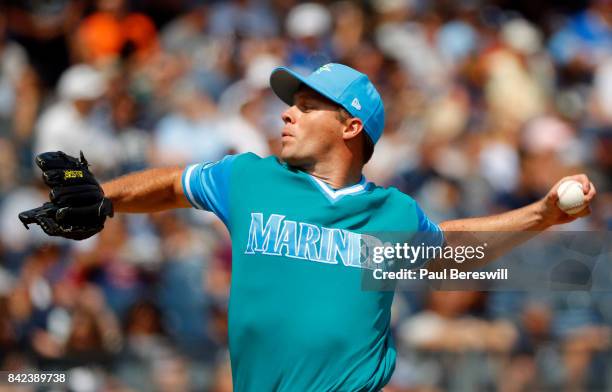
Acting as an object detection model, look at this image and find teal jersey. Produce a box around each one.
[182,153,444,392]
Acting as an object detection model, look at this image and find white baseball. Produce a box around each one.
[556,180,586,215]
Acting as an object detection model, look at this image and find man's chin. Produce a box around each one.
[280,147,295,163]
[280,153,309,168]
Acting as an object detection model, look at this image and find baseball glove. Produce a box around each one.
[19,151,113,240]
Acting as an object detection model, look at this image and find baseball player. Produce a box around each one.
[20,63,596,391]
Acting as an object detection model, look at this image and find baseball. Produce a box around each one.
[556,180,586,215]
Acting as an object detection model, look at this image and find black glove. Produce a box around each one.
[19,151,113,240]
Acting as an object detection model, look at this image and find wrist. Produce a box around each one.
[531,199,554,231]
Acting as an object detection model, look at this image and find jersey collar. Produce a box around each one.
[306,174,370,203]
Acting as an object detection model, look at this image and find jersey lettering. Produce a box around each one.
[245,212,362,267]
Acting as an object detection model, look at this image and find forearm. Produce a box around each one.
[431,201,550,270]
[102,167,190,213]
[440,200,550,232]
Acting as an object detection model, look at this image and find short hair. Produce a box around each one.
[336,107,375,164]
[362,133,375,164]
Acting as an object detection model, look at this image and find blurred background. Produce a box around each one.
[0,0,611,390]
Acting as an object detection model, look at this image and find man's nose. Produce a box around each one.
[281,106,297,124]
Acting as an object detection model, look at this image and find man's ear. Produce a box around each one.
[343,118,364,140]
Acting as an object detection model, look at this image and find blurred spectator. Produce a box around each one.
[480,44,547,130]
[152,354,192,392]
[330,2,365,59]
[152,81,228,166]
[107,89,152,174]
[437,19,478,66]
[0,181,50,256]
[160,4,234,101]
[161,4,209,55]
[123,300,169,360]
[34,64,120,174]
[398,291,517,353]
[220,91,272,157]
[391,291,517,390]
[218,54,279,156]
[0,13,40,145]
[0,138,23,195]
[593,57,612,125]
[210,352,233,392]
[375,10,450,92]
[209,0,279,39]
[71,217,145,316]
[62,288,121,367]
[75,0,158,66]
[285,3,334,69]
[5,0,84,88]
[549,0,612,77]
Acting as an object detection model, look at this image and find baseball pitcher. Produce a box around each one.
[20,63,596,391]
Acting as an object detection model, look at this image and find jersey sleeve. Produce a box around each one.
[414,203,445,247]
[181,155,238,226]
[411,203,445,267]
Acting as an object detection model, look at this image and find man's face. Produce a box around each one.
[280,87,345,166]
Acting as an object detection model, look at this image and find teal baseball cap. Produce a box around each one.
[270,63,385,144]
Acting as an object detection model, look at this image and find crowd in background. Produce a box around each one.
[0,0,611,390]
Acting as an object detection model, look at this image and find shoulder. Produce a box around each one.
[236,151,264,162]
[232,152,285,168]
[366,182,418,207]
[188,153,284,177]
[227,154,295,186]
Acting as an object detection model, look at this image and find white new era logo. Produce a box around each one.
[315,64,333,74]
[351,98,361,110]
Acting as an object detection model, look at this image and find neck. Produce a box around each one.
[298,151,363,189]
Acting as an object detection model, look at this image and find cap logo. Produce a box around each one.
[315,64,333,74]
[351,98,361,111]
